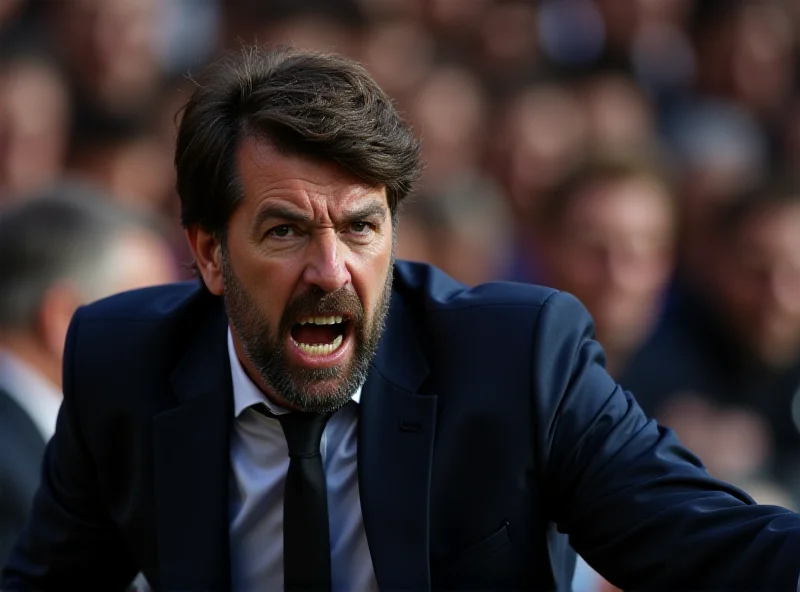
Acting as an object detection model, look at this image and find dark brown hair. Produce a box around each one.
[175,45,421,236]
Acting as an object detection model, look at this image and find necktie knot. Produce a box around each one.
[278,412,332,458]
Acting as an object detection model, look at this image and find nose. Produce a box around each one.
[302,230,351,293]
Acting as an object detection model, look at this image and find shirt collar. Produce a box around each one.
[227,327,361,418]
[0,349,62,441]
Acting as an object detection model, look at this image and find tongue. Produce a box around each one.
[292,324,340,345]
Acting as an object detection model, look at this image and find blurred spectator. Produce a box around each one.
[664,100,768,300]
[537,154,676,378]
[66,119,175,218]
[0,184,178,566]
[690,0,795,124]
[359,18,435,108]
[0,51,69,202]
[396,174,512,286]
[407,64,488,190]
[623,179,800,499]
[488,82,588,222]
[43,0,166,129]
[468,1,539,92]
[713,181,800,371]
[574,70,658,155]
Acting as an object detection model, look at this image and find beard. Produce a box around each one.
[220,247,393,413]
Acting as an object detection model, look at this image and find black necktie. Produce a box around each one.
[260,407,333,592]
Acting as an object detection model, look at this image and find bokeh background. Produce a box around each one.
[3,0,800,589]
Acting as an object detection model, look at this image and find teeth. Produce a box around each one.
[294,334,344,356]
[300,316,344,325]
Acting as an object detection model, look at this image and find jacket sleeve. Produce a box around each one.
[1,309,138,590]
[532,291,800,590]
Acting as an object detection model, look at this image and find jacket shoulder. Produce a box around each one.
[393,260,560,314]
[75,281,210,323]
[66,281,224,387]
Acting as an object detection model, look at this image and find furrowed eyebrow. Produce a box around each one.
[251,205,313,232]
[341,202,388,224]
[251,201,388,233]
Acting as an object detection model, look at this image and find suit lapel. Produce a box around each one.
[359,290,437,592]
[152,301,233,590]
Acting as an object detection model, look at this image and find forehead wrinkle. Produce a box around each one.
[248,186,387,233]
[237,138,386,226]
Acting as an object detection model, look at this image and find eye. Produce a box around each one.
[349,221,374,235]
[267,225,296,239]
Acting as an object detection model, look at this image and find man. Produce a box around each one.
[3,47,800,591]
[0,187,177,566]
[537,155,676,379]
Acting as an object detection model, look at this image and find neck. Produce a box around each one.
[0,332,62,392]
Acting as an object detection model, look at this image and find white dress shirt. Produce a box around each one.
[0,349,62,441]
[227,329,378,592]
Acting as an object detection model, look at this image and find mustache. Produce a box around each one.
[280,286,364,330]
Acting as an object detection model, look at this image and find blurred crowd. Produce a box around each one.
[3,0,800,588]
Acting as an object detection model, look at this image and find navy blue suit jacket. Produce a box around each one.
[3,261,800,590]
[0,389,46,568]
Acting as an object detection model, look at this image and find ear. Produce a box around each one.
[186,226,224,295]
[37,283,82,361]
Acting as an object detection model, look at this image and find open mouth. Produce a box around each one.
[290,315,350,357]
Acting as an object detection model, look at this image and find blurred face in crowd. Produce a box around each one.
[360,19,435,103]
[694,2,793,117]
[545,175,674,363]
[69,134,174,215]
[408,66,486,186]
[51,0,162,107]
[0,60,69,200]
[731,3,794,118]
[579,74,655,153]
[106,229,178,295]
[492,86,587,217]
[35,227,176,388]
[191,139,395,413]
[473,1,538,80]
[716,202,800,368]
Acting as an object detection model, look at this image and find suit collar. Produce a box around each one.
[359,286,437,591]
[0,349,62,441]
[153,297,233,590]
[369,278,430,392]
[168,295,231,405]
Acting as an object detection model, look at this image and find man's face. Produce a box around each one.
[203,139,395,413]
[716,202,800,367]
